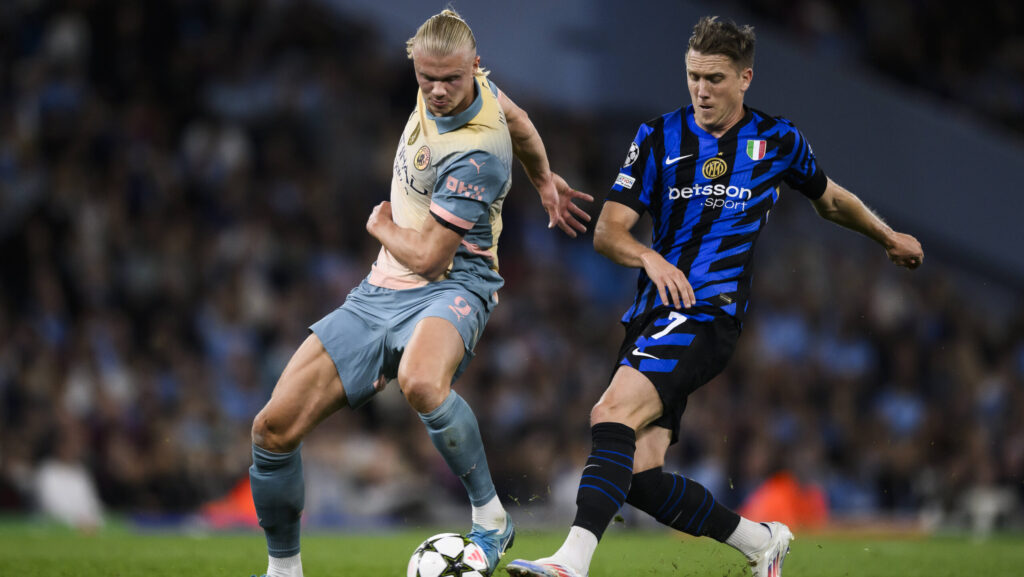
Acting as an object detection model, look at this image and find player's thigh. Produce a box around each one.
[397,316,467,412]
[591,365,664,430]
[252,333,348,452]
[394,284,489,412]
[633,425,672,473]
[311,281,393,410]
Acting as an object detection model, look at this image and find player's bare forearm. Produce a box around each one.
[373,226,450,280]
[812,179,889,243]
[512,128,552,188]
[366,201,460,279]
[595,201,694,308]
[366,212,425,273]
[594,221,649,268]
[812,179,924,269]
[499,89,594,236]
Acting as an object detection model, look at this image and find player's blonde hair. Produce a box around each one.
[406,9,488,75]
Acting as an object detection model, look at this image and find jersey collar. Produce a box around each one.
[423,77,484,134]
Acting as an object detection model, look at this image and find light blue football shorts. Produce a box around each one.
[309,278,491,409]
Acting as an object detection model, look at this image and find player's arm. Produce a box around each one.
[810,178,923,269]
[497,89,593,237]
[594,201,695,309]
[366,202,462,280]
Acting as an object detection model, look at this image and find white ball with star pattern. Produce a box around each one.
[407,532,490,577]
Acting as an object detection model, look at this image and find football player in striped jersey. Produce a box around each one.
[507,15,921,577]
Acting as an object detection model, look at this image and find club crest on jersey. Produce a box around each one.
[623,142,639,167]
[746,139,766,161]
[414,146,431,171]
[702,157,728,179]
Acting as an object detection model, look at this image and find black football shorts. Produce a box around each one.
[615,308,740,444]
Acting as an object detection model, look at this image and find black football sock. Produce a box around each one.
[626,466,740,542]
[571,422,636,540]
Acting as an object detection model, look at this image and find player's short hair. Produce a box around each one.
[687,16,756,70]
[407,9,476,59]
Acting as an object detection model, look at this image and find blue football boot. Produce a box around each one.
[467,517,516,575]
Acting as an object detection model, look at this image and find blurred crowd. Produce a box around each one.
[740,0,1024,134]
[0,0,1022,535]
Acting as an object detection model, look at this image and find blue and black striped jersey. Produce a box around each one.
[608,105,827,324]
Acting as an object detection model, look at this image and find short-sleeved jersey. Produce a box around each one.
[608,105,827,324]
[369,74,513,306]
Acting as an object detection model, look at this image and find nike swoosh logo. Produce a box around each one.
[665,154,693,166]
[632,347,660,360]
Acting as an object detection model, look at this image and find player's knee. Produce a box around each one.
[590,392,654,429]
[590,399,623,426]
[251,410,301,453]
[398,370,448,413]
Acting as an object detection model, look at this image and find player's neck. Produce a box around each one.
[698,106,746,139]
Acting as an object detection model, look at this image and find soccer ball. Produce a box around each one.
[407,532,490,577]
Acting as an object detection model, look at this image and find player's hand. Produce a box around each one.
[885,232,923,270]
[366,201,394,239]
[539,172,594,238]
[640,250,695,309]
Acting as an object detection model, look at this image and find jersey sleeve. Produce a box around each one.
[430,150,507,235]
[606,123,655,214]
[781,126,827,199]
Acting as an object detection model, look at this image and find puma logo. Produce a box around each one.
[468,158,486,174]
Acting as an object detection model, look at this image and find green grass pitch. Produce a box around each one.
[1,522,1022,576]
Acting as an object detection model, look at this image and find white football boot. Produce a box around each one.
[747,521,794,577]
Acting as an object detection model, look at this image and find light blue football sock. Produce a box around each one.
[250,444,304,558]
[419,390,497,506]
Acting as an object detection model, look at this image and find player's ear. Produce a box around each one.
[473,54,480,72]
[740,67,753,93]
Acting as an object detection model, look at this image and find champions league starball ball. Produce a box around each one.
[407,533,490,577]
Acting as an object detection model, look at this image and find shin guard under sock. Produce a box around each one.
[572,422,637,540]
[419,391,497,506]
[250,444,305,557]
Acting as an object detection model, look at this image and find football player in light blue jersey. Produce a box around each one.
[247,10,592,577]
